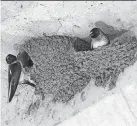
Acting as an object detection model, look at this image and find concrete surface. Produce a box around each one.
[59,62,137,126]
[1,1,137,126]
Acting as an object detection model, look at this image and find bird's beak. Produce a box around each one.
[90,31,93,37]
[8,62,22,102]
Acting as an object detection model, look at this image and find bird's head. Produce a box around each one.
[90,28,101,38]
[6,54,17,64]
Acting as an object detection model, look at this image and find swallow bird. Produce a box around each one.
[6,51,35,103]
[90,28,110,49]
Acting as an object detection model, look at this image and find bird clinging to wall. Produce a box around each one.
[6,51,35,103]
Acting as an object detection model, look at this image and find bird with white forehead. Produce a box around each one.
[6,50,35,103]
[90,28,110,49]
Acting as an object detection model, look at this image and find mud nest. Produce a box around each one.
[18,30,137,103]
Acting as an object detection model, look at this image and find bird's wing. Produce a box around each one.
[8,65,12,99]
[8,62,22,102]
[17,50,33,67]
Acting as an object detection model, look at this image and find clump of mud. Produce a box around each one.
[17,23,137,103]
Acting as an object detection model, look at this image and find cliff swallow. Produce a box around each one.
[6,51,35,103]
[90,28,110,49]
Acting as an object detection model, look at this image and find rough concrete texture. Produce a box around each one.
[59,83,137,126]
[1,1,137,126]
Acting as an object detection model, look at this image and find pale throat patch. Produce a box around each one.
[92,40,107,48]
[20,69,36,85]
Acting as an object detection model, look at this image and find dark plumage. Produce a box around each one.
[8,62,22,102]
[6,54,17,64]
[17,50,33,68]
[73,38,92,51]
[90,28,100,38]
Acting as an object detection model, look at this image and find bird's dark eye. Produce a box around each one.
[6,54,17,64]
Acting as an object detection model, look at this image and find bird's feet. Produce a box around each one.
[21,80,36,87]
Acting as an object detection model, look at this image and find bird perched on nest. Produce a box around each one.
[90,28,110,49]
[6,50,35,102]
